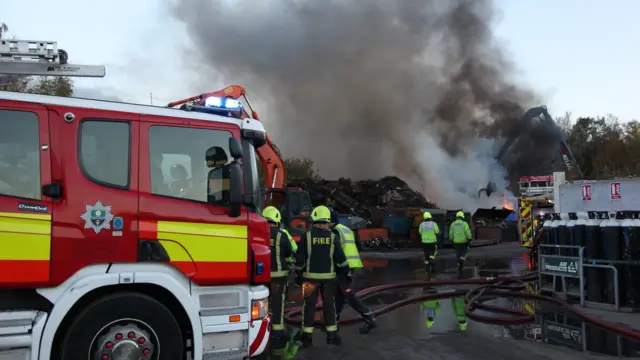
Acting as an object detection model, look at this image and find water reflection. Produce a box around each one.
[267,252,640,359]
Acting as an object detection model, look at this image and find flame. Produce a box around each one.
[502,198,514,210]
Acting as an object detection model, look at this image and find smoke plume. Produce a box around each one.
[171,0,553,210]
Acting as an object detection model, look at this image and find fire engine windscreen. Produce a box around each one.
[171,0,556,211]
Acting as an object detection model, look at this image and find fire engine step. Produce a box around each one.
[0,310,42,355]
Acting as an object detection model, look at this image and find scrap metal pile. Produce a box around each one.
[288,176,436,218]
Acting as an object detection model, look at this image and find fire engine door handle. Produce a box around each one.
[42,183,62,199]
[138,240,170,262]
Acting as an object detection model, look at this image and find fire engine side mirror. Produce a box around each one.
[228,137,243,159]
[227,161,243,218]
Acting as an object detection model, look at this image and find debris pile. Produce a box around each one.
[288,176,437,218]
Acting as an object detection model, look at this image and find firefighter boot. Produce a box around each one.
[457,260,464,276]
[326,331,342,345]
[301,333,313,348]
[359,314,377,334]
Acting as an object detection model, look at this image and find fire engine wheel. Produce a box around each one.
[59,292,184,360]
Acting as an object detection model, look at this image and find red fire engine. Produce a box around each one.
[0,40,271,359]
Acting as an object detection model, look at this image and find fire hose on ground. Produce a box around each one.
[283,272,640,341]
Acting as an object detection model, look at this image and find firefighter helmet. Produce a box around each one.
[262,206,281,224]
[311,206,331,223]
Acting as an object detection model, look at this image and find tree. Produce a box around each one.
[284,157,322,182]
[28,76,74,97]
[559,113,640,179]
[0,22,8,39]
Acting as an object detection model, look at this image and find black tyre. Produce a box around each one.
[59,292,184,360]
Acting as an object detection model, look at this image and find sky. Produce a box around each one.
[1,0,639,121]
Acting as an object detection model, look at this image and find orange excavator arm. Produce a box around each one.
[167,85,287,190]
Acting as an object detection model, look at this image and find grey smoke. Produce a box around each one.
[171,0,552,210]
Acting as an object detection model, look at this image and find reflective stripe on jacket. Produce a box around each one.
[334,223,363,269]
[295,227,349,280]
[281,228,298,253]
[449,219,471,244]
[419,220,439,243]
[270,227,293,278]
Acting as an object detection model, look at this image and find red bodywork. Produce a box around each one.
[0,97,270,289]
[519,175,553,182]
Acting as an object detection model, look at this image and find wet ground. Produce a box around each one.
[265,243,640,359]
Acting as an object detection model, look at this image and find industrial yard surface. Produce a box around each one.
[266,243,640,359]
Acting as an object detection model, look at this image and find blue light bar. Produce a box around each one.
[204,96,241,109]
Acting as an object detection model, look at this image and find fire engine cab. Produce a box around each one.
[0,40,271,359]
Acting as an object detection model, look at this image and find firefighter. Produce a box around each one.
[263,206,294,337]
[449,211,472,274]
[330,210,377,334]
[295,205,349,347]
[418,211,440,277]
[451,296,468,331]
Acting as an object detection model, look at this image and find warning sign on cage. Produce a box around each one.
[610,181,622,200]
[581,184,591,200]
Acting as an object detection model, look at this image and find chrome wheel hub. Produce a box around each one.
[92,323,156,360]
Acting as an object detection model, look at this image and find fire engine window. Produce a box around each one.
[0,110,41,200]
[149,125,232,204]
[79,120,131,188]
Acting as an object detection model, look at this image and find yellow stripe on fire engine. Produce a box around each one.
[156,221,248,263]
[0,213,51,261]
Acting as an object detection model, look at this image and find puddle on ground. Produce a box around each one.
[267,248,640,359]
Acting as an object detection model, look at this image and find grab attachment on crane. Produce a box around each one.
[0,39,105,77]
[478,106,584,198]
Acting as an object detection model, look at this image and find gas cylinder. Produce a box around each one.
[566,212,577,249]
[549,214,561,255]
[604,212,623,305]
[621,211,635,307]
[557,213,570,256]
[565,213,579,288]
[574,212,588,252]
[586,212,604,302]
[630,212,640,307]
[542,214,554,255]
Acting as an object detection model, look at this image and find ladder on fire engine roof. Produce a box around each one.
[0,39,105,77]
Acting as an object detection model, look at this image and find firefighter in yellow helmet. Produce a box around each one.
[330,209,377,334]
[262,206,294,337]
[449,211,472,274]
[418,211,440,277]
[295,205,349,347]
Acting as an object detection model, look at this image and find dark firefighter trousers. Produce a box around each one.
[335,272,372,321]
[454,243,469,264]
[302,280,338,334]
[422,242,438,265]
[270,277,288,332]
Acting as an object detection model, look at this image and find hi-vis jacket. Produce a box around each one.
[449,219,472,244]
[270,227,294,278]
[295,227,349,280]
[419,220,440,244]
[333,223,363,270]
